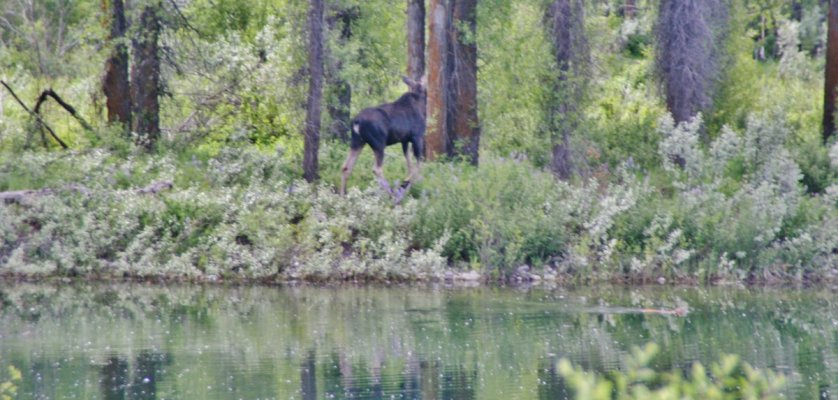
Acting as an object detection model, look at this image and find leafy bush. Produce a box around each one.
[0,361,21,400]
[413,158,571,273]
[611,112,838,282]
[558,343,785,400]
[0,146,448,281]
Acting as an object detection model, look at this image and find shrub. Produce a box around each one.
[413,157,572,274]
[558,343,785,400]
[0,361,21,400]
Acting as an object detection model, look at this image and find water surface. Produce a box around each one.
[0,283,836,399]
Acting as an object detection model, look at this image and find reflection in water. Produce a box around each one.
[537,357,571,400]
[315,351,477,400]
[101,356,128,400]
[0,284,837,399]
[99,351,170,400]
[440,365,477,400]
[300,349,317,400]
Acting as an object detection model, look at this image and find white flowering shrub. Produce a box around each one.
[0,146,449,282]
[778,20,812,81]
[658,114,704,180]
[614,112,836,281]
[1,121,837,283]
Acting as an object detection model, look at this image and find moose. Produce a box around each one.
[340,76,426,195]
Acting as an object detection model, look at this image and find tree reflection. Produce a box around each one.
[314,348,478,400]
[101,355,128,400]
[300,349,317,400]
[537,357,571,400]
[99,350,170,400]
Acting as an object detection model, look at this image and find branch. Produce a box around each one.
[166,0,203,36]
[33,89,95,132]
[0,80,68,149]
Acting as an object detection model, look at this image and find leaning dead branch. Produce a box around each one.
[33,89,95,132]
[0,80,68,149]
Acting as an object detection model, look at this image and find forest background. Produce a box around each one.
[1,0,838,284]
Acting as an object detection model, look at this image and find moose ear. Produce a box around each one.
[402,75,416,87]
[419,75,427,88]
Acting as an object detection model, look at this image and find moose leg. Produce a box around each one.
[372,149,385,181]
[410,137,424,183]
[340,147,362,195]
[402,142,413,185]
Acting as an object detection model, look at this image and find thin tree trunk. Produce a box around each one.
[546,0,588,179]
[624,0,636,19]
[304,0,325,182]
[824,0,838,143]
[130,3,161,148]
[407,0,426,81]
[324,8,358,142]
[451,0,480,165]
[103,0,131,128]
[550,125,572,180]
[327,78,351,142]
[326,7,355,142]
[426,0,449,159]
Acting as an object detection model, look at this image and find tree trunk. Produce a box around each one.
[550,127,572,180]
[130,3,161,148]
[656,0,727,130]
[103,0,131,128]
[450,0,480,165]
[327,78,351,142]
[326,8,355,142]
[825,0,838,143]
[791,1,803,21]
[426,0,449,160]
[407,0,426,81]
[304,0,325,182]
[545,0,588,179]
[624,0,636,19]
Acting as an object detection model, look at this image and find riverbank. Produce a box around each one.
[3,118,838,285]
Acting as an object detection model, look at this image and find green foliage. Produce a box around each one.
[1,0,838,284]
[185,0,276,40]
[413,157,571,272]
[558,343,785,400]
[0,146,447,281]
[0,362,21,400]
[611,113,838,281]
[477,1,554,164]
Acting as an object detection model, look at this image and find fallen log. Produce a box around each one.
[0,181,173,204]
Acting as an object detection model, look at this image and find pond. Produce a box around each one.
[0,283,836,399]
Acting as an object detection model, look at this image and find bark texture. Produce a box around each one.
[426,0,450,159]
[304,0,325,182]
[825,0,838,142]
[103,0,131,127]
[407,0,426,81]
[656,0,727,127]
[450,0,480,165]
[130,3,162,148]
[426,0,480,162]
[545,0,588,180]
